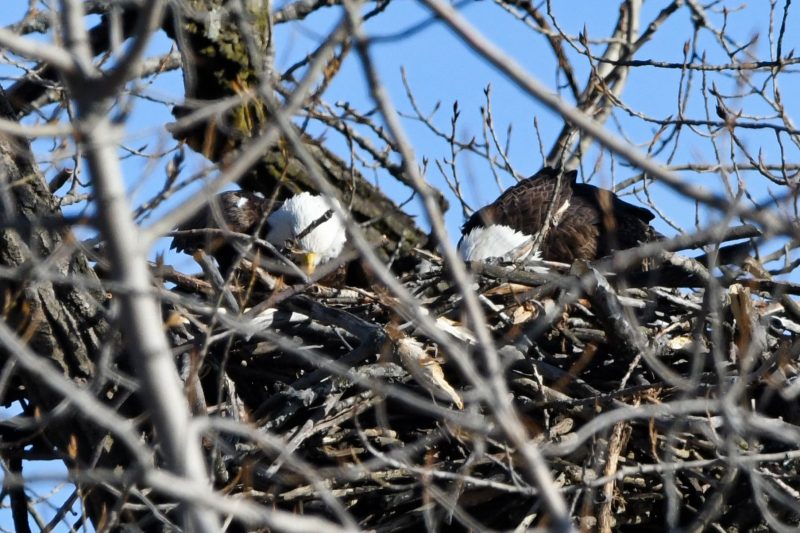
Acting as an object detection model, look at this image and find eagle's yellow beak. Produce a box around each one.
[300,252,318,276]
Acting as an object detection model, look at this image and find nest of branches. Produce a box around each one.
[160,250,800,532]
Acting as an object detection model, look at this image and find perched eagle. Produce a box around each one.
[459,167,661,264]
[171,191,346,276]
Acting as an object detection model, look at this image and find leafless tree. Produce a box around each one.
[1,1,799,531]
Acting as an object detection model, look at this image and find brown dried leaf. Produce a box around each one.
[395,336,463,409]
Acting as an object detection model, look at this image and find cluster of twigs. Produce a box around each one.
[160,247,800,531]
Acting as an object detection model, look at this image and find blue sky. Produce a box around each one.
[261,1,799,241]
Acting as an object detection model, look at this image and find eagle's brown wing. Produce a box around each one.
[543,192,603,262]
[545,183,660,262]
[462,167,575,239]
[571,183,661,258]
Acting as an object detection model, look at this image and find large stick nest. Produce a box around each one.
[162,251,800,531]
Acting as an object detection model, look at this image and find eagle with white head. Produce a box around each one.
[458,167,661,264]
[172,191,346,276]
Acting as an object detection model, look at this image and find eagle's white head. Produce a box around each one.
[458,224,544,267]
[266,192,347,272]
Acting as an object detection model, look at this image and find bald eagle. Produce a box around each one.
[265,192,347,273]
[171,191,346,276]
[459,167,661,264]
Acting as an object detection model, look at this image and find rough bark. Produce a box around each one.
[0,86,139,529]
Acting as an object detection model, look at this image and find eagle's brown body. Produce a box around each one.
[461,167,661,263]
[171,191,272,275]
